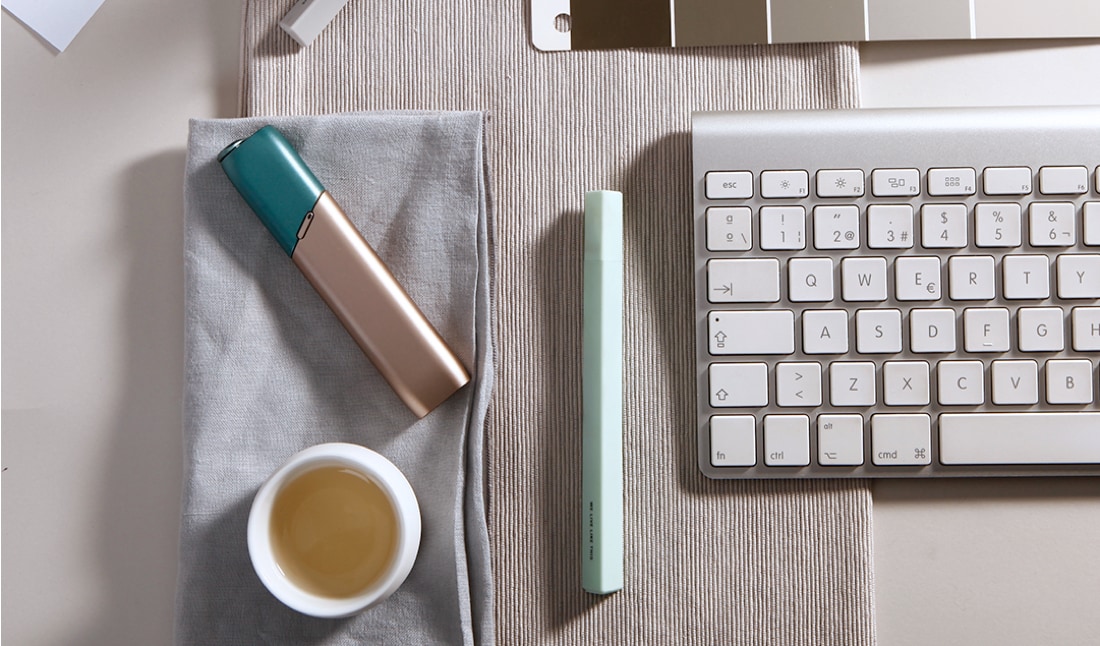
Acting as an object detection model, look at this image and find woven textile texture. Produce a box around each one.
[239,2,875,643]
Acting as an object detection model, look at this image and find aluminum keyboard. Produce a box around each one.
[692,106,1100,478]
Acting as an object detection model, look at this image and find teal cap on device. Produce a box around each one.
[218,125,324,256]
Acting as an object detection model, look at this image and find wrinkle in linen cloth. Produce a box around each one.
[239,1,876,644]
[177,112,493,645]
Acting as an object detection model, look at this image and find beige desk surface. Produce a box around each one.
[3,2,1099,643]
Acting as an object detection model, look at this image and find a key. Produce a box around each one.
[1057,254,1100,299]
[709,362,768,407]
[1029,202,1076,247]
[816,169,865,198]
[870,414,932,466]
[1017,307,1064,352]
[705,171,753,199]
[974,203,1022,247]
[867,204,914,248]
[856,309,902,354]
[759,206,806,250]
[776,362,823,407]
[710,416,757,467]
[910,308,957,353]
[830,362,877,407]
[938,360,985,405]
[1046,359,1094,405]
[842,257,888,301]
[1072,307,1100,351]
[940,413,1100,465]
[708,310,795,355]
[763,415,811,466]
[927,168,976,196]
[706,207,752,251]
[871,168,920,196]
[921,203,968,247]
[707,258,780,303]
[1085,202,1100,246]
[1039,166,1089,195]
[883,361,930,406]
[802,309,850,355]
[983,166,1032,195]
[963,307,1010,352]
[760,170,809,198]
[788,257,834,302]
[817,414,864,466]
[948,255,996,301]
[991,360,1039,405]
[813,205,860,250]
[895,256,941,301]
[1002,255,1050,300]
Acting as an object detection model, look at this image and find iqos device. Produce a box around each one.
[218,125,470,418]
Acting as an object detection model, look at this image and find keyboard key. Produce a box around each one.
[940,413,1100,465]
[921,203,968,248]
[991,360,1039,405]
[788,257,834,302]
[1046,359,1094,404]
[813,205,860,250]
[707,258,780,303]
[816,169,864,198]
[841,257,888,301]
[1039,165,1089,195]
[759,206,806,250]
[964,307,1010,352]
[856,309,902,354]
[983,166,1032,195]
[895,256,941,301]
[1072,307,1100,351]
[948,255,996,301]
[708,310,795,355]
[776,362,822,407]
[927,168,976,196]
[802,309,849,354]
[867,204,914,248]
[910,308,957,353]
[760,170,808,198]
[1085,202,1100,246]
[710,416,756,467]
[1057,254,1100,299]
[1017,307,1064,352]
[705,171,753,199]
[871,168,920,196]
[764,415,811,466]
[938,360,985,405]
[1029,202,1076,246]
[871,414,932,466]
[709,362,768,407]
[974,202,1022,247]
[706,207,752,251]
[1002,255,1050,300]
[817,414,864,466]
[830,362,876,407]
[883,361,930,406]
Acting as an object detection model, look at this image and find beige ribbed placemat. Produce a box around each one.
[239,2,875,643]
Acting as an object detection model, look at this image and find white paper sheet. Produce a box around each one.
[2,0,107,52]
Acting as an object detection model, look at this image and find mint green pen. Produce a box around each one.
[582,190,624,595]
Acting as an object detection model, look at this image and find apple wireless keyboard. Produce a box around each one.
[693,106,1100,478]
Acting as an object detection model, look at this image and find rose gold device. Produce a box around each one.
[219,126,469,418]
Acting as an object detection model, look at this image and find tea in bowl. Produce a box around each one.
[247,443,421,617]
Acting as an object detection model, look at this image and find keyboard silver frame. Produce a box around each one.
[693,106,1100,478]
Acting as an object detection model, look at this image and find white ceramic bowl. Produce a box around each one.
[247,443,421,617]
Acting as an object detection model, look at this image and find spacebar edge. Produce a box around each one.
[939,412,1100,465]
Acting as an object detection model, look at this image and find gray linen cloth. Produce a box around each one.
[237,1,875,641]
[177,112,493,645]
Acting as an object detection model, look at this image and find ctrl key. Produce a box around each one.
[710,416,756,467]
[764,415,811,466]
